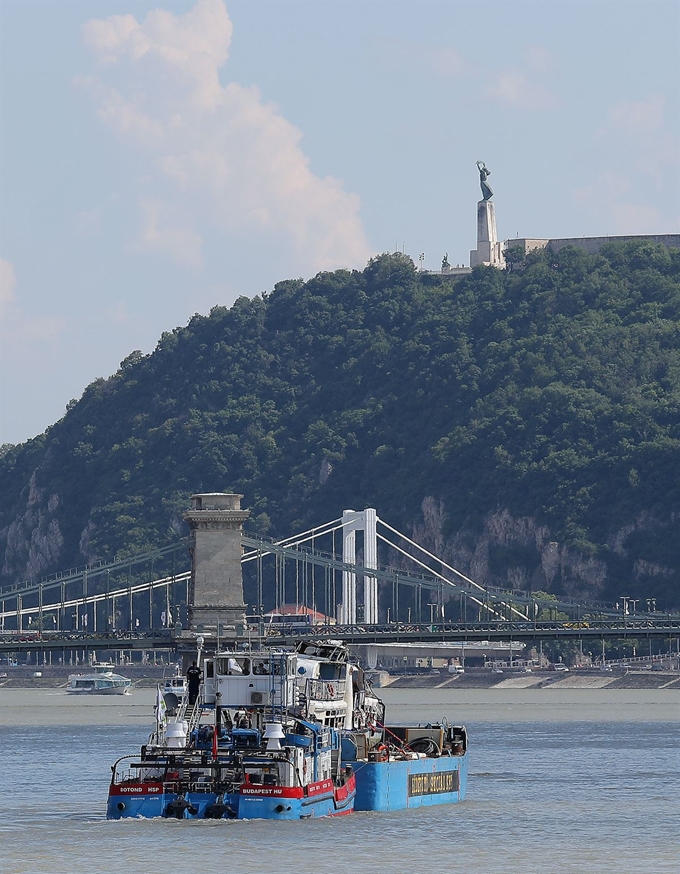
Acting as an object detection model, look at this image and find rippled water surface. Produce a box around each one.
[1,688,678,873]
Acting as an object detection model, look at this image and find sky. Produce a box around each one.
[1,0,678,446]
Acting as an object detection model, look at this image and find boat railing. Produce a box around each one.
[184,777,217,793]
[111,756,141,784]
[150,690,201,747]
[174,692,202,734]
[306,678,346,701]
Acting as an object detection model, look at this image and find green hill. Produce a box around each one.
[1,240,679,609]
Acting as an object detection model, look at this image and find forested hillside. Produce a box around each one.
[1,240,679,608]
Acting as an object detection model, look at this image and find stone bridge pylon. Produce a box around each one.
[184,493,250,637]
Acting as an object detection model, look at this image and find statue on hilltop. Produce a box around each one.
[476,160,493,201]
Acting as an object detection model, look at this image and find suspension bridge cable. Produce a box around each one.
[377,519,530,621]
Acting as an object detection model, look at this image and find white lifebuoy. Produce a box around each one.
[326,683,335,697]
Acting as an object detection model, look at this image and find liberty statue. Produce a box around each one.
[476,160,493,201]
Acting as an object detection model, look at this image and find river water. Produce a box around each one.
[1,687,678,873]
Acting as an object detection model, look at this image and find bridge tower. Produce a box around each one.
[183,493,250,637]
[339,509,378,625]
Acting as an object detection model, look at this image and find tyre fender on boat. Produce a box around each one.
[205,800,236,819]
[164,796,198,819]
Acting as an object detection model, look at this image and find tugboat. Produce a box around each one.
[67,663,131,695]
[107,641,356,819]
[106,640,467,819]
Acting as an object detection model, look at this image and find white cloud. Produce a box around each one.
[101,300,133,326]
[1,261,64,342]
[596,95,678,187]
[574,172,664,234]
[0,260,16,314]
[604,94,664,134]
[75,206,102,235]
[484,69,556,111]
[427,45,467,78]
[15,315,66,343]
[1,310,65,343]
[610,203,664,234]
[576,94,680,232]
[482,44,557,110]
[79,0,371,272]
[134,197,204,267]
[525,45,553,74]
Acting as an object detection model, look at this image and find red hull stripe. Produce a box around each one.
[239,777,355,799]
[110,775,356,804]
[306,779,334,796]
[334,776,356,802]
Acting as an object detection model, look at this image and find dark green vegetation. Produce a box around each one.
[1,241,679,608]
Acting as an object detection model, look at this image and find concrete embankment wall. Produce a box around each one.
[383,670,680,691]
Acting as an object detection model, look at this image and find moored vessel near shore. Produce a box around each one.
[67,663,132,695]
[106,640,467,820]
[162,667,187,698]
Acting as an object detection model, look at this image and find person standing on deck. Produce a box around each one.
[186,661,201,706]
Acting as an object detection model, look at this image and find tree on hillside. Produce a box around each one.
[0,242,678,609]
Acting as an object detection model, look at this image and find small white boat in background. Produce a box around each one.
[163,667,187,698]
[67,663,131,695]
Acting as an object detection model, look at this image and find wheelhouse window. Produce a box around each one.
[217,657,251,675]
[252,660,270,675]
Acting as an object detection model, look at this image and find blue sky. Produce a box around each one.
[1,0,678,445]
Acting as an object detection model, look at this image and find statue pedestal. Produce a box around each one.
[470,200,505,268]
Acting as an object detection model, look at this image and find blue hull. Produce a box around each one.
[107,790,237,820]
[238,790,354,820]
[107,783,355,820]
[353,754,468,812]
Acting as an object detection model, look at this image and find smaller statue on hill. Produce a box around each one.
[476,160,493,201]
[442,253,450,272]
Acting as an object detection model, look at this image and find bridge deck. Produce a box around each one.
[2,620,679,654]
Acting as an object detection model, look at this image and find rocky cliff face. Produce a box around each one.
[1,473,65,582]
[411,497,608,603]
[2,481,675,610]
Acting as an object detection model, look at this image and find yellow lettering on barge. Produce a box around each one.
[408,770,459,797]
